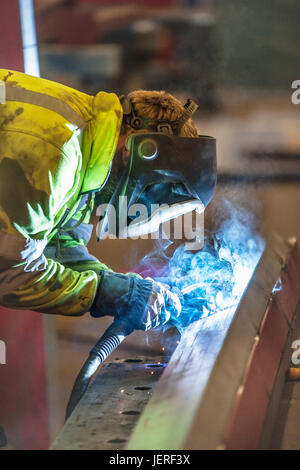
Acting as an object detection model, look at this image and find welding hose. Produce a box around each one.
[66,278,181,420]
[65,319,133,421]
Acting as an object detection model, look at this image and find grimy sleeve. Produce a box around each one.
[0,133,102,316]
[0,230,100,316]
[44,219,113,277]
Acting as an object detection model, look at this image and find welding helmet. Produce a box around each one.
[96,96,217,240]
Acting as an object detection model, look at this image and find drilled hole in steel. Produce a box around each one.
[107,438,127,444]
[134,386,152,391]
[146,364,164,368]
[124,359,142,363]
[121,410,140,416]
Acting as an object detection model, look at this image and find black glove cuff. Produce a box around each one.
[90,271,153,325]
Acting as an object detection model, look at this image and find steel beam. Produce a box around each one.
[127,234,300,450]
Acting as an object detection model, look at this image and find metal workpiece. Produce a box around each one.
[51,235,300,450]
[127,305,237,450]
[126,234,300,450]
[51,357,166,450]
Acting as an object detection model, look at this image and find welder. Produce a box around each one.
[0,69,216,332]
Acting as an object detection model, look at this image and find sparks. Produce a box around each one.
[135,201,264,334]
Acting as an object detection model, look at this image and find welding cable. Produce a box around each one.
[65,320,133,421]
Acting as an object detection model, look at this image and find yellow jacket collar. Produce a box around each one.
[81,91,123,194]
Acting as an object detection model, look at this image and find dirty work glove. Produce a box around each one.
[90,271,181,331]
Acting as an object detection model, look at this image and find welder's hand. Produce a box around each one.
[143,279,181,330]
[90,270,181,332]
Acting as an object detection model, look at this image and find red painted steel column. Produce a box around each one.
[0,0,49,450]
[0,0,24,71]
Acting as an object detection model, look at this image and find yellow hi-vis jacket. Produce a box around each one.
[0,69,123,316]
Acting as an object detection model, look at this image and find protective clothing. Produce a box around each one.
[0,68,123,315]
[91,271,181,331]
[0,69,188,322]
[97,96,216,240]
[0,69,181,323]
